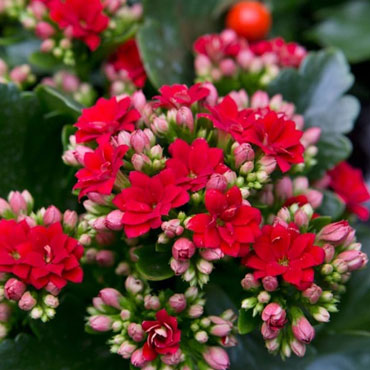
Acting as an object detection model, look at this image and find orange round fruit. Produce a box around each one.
[226,1,272,41]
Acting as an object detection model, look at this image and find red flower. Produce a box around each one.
[74,135,128,199]
[50,0,109,51]
[75,97,140,143]
[109,39,146,88]
[194,32,241,62]
[166,138,224,191]
[187,186,261,257]
[153,83,210,109]
[240,109,304,172]
[141,309,181,361]
[243,224,324,290]
[328,161,370,221]
[113,169,189,238]
[283,195,309,207]
[0,220,83,289]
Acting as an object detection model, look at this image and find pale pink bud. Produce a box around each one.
[203,346,230,370]
[169,294,187,313]
[290,338,306,357]
[197,259,213,275]
[332,258,348,273]
[0,59,7,76]
[93,216,108,231]
[228,89,249,109]
[151,117,169,135]
[259,156,276,174]
[202,82,218,106]
[292,316,315,344]
[93,297,105,311]
[176,106,194,131]
[62,149,79,166]
[234,143,255,168]
[322,243,335,263]
[0,303,11,322]
[131,348,147,367]
[294,209,309,227]
[239,161,254,175]
[128,323,145,342]
[63,210,78,229]
[276,177,293,199]
[199,248,224,261]
[45,282,60,296]
[61,73,79,93]
[35,21,55,39]
[251,91,269,108]
[237,49,254,69]
[132,90,146,111]
[293,114,305,130]
[10,65,30,84]
[161,348,183,365]
[195,330,209,343]
[170,258,190,275]
[0,198,10,216]
[43,205,62,225]
[210,316,232,337]
[302,283,322,304]
[150,145,163,159]
[116,130,131,146]
[96,231,116,246]
[44,294,59,308]
[301,127,321,147]
[144,295,160,310]
[105,210,124,231]
[130,130,150,153]
[312,307,330,322]
[265,337,279,352]
[306,189,323,208]
[172,238,195,260]
[220,58,236,76]
[206,173,228,192]
[125,276,144,295]
[118,341,137,359]
[120,309,131,320]
[4,278,26,301]
[40,39,55,53]
[337,250,368,271]
[131,153,150,171]
[99,288,122,309]
[223,170,237,185]
[8,191,27,215]
[30,1,48,19]
[162,219,183,238]
[195,54,212,75]
[261,322,279,339]
[318,221,352,246]
[96,250,115,267]
[293,177,309,192]
[89,315,112,332]
[262,303,286,329]
[241,273,260,290]
[188,304,203,318]
[262,276,278,292]
[18,292,36,311]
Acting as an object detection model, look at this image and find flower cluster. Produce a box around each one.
[0,58,36,88]
[87,275,236,369]
[15,0,142,65]
[194,29,307,91]
[0,190,83,328]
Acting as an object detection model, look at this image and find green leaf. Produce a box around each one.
[268,49,359,134]
[316,190,345,220]
[309,216,332,232]
[309,1,370,63]
[309,133,352,179]
[135,245,174,281]
[29,51,62,70]
[137,0,225,88]
[238,309,259,334]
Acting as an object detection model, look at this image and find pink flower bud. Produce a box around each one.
[259,156,276,174]
[0,59,7,76]
[203,346,230,370]
[275,177,293,200]
[61,73,79,93]
[127,323,145,342]
[0,198,10,216]
[40,39,55,53]
[206,173,228,192]
[195,54,212,75]
[220,58,236,76]
[195,330,209,343]
[251,91,269,108]
[261,322,279,339]
[162,219,183,238]
[120,309,131,320]
[131,153,149,171]
[332,258,348,273]
[293,177,309,192]
[125,276,144,295]
[96,250,115,267]
[161,348,183,365]
[262,276,278,292]
[132,90,146,111]
[290,338,306,357]
[202,82,218,106]
[0,303,11,322]
[237,49,254,69]
[312,307,330,322]
[43,205,62,225]
[210,316,232,337]
[45,282,60,296]
[306,189,323,208]
[197,259,213,275]
[105,210,124,231]
[151,117,169,135]
[199,248,224,261]
[131,348,147,367]
[4,278,26,301]
[170,258,190,275]
[89,315,112,332]
[176,106,194,131]
[188,304,203,318]
[322,243,335,263]
[228,89,249,109]
[169,294,187,313]
[130,130,150,153]
[63,210,78,229]
[318,221,352,246]
[35,21,55,39]
[302,283,322,304]
[294,209,309,227]
[96,231,116,246]
[118,341,137,359]
[265,337,279,352]
[262,303,286,330]
[172,238,195,260]
[8,191,27,215]
[234,143,255,168]
[93,297,104,311]
[99,288,122,309]
[292,316,315,344]
[301,127,321,147]
[18,291,37,311]
[10,65,30,84]
[44,294,59,308]
[241,273,260,290]
[144,295,160,310]
[337,250,368,271]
